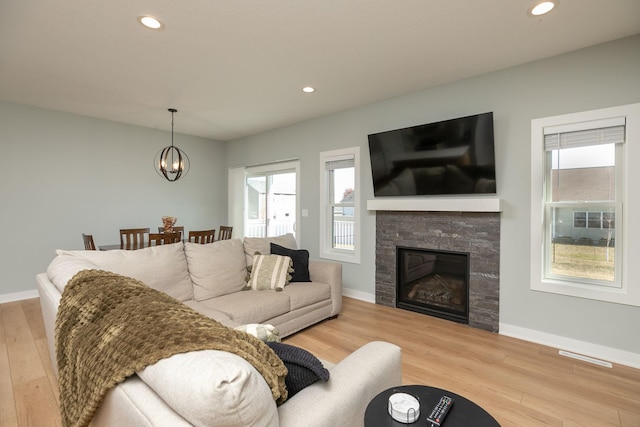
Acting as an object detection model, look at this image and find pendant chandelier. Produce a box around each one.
[154,108,190,182]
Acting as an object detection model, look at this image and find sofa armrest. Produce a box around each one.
[277,341,402,427]
[92,375,192,427]
[36,272,62,376]
[308,259,342,316]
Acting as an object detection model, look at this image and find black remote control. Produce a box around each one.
[427,395,454,426]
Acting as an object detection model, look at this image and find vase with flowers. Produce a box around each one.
[162,216,177,233]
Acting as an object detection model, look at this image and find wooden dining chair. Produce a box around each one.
[188,229,216,244]
[157,225,184,239]
[82,233,96,250]
[119,228,150,249]
[148,232,181,246]
[218,226,233,240]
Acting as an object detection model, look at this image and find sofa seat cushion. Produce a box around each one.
[281,282,331,310]
[198,291,291,325]
[182,300,236,328]
[185,239,247,301]
[243,233,298,266]
[137,350,278,427]
[55,242,193,301]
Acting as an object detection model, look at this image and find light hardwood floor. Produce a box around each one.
[2,296,639,426]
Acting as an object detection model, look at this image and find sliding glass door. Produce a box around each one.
[245,161,298,238]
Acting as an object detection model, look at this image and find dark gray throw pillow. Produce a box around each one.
[270,243,311,282]
[266,342,329,398]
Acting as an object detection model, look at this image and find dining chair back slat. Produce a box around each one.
[82,233,96,250]
[157,226,184,240]
[148,232,181,246]
[218,226,233,240]
[188,229,216,244]
[119,228,150,249]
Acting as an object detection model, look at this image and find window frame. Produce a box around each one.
[319,147,361,264]
[530,103,640,306]
[542,125,623,289]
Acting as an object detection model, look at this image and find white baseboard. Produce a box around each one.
[0,289,38,304]
[500,322,640,369]
[342,288,375,303]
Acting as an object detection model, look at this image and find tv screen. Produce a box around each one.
[368,112,496,196]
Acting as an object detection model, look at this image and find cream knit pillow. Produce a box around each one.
[246,254,293,291]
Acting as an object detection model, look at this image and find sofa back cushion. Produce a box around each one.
[54,242,193,301]
[243,233,298,266]
[185,239,248,301]
[47,255,99,293]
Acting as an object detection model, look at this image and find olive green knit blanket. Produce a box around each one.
[55,269,288,427]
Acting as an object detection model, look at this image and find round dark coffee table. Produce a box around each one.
[365,385,500,427]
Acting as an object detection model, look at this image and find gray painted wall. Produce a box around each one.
[225,35,640,354]
[1,35,638,355]
[0,102,226,295]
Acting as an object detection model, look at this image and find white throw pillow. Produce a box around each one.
[137,350,278,427]
[55,242,193,301]
[235,324,281,342]
[243,233,298,267]
[184,239,248,301]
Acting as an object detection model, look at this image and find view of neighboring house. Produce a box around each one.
[551,166,615,246]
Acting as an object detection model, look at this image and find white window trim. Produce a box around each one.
[530,103,640,307]
[319,147,361,264]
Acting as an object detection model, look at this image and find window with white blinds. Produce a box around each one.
[530,103,640,307]
[542,117,624,287]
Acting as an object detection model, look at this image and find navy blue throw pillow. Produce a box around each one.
[266,342,329,398]
[270,243,311,282]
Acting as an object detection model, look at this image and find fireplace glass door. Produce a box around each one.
[396,247,470,324]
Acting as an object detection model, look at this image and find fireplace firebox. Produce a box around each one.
[396,247,469,324]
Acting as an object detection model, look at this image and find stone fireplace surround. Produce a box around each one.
[370,199,500,332]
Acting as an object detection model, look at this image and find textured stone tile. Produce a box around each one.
[375,211,500,332]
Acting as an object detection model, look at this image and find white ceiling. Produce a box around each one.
[1,1,639,141]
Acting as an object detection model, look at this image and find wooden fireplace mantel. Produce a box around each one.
[366,197,502,212]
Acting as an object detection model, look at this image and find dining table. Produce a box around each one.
[99,243,147,251]
[99,241,190,251]
[98,237,219,250]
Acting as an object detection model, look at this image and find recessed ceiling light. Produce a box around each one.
[302,86,315,93]
[137,15,164,30]
[529,1,557,16]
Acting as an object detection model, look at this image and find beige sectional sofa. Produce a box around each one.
[36,234,402,427]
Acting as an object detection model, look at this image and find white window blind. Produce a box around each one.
[544,117,625,151]
[325,155,355,170]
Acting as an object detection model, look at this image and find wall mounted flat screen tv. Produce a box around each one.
[368,112,496,196]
